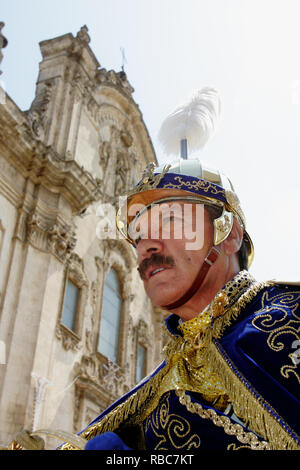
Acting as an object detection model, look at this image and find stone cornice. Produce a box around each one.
[0,93,102,213]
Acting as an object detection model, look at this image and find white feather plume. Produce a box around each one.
[158,87,221,156]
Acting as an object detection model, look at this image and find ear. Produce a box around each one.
[222,218,243,256]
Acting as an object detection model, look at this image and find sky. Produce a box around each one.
[1,0,300,282]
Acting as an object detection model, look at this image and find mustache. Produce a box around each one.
[137,253,175,281]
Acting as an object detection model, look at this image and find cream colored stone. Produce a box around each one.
[0,26,166,449]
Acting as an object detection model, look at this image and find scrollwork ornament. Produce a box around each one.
[252,289,300,384]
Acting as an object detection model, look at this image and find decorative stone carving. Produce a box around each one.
[48,223,77,262]
[30,373,50,431]
[74,353,127,400]
[55,324,82,351]
[73,382,107,433]
[115,152,128,196]
[100,239,135,271]
[136,319,150,347]
[98,126,121,199]
[120,130,133,148]
[27,213,50,252]
[97,141,110,193]
[76,25,90,44]
[113,128,138,197]
[27,81,53,142]
[26,211,77,262]
[86,94,100,122]
[98,140,111,175]
[102,359,123,396]
[67,253,88,286]
[74,354,98,381]
[95,68,134,97]
[95,254,110,274]
[73,387,82,430]
[0,98,103,213]
[85,281,97,353]
[0,22,8,76]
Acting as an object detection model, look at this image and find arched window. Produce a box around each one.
[97,268,122,363]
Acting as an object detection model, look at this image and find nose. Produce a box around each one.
[137,238,164,261]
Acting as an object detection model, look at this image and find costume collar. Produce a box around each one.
[164,270,256,338]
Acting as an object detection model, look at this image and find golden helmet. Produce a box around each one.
[116,88,254,267]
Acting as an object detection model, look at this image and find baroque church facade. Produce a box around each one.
[0,25,166,448]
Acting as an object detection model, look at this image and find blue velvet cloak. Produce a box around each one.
[65,280,300,450]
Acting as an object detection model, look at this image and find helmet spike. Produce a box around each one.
[180,138,188,159]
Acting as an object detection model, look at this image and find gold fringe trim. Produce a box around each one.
[206,340,300,450]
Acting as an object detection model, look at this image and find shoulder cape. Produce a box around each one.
[60,280,300,450]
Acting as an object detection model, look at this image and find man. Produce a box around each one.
[58,87,300,451]
[58,156,299,451]
[9,89,298,452]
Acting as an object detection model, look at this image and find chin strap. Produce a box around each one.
[162,246,220,311]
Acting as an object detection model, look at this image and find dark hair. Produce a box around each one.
[205,205,248,271]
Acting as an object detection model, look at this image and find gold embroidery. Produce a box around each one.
[162,175,225,196]
[251,289,300,384]
[144,393,201,450]
[227,443,254,450]
[126,163,171,197]
[175,390,270,450]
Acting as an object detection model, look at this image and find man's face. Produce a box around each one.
[132,201,214,308]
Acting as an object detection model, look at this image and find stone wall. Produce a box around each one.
[0,25,166,449]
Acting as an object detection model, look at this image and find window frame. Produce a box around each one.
[61,277,82,334]
[56,254,88,351]
[97,267,123,364]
